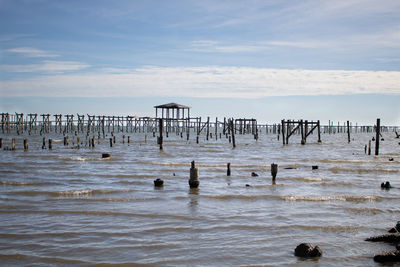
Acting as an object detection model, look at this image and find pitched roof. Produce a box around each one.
[154,103,190,109]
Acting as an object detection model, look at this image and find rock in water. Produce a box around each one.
[154,178,164,187]
[374,250,400,262]
[365,233,400,243]
[294,243,322,257]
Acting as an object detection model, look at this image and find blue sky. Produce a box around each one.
[0,0,399,125]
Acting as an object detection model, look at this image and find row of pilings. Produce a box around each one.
[1,113,397,137]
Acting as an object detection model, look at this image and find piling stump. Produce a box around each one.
[189,161,199,188]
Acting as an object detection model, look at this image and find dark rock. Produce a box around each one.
[397,243,400,250]
[251,172,258,177]
[389,228,399,233]
[245,184,251,187]
[312,166,318,170]
[294,243,322,258]
[366,234,400,243]
[154,178,164,187]
[381,181,391,189]
[102,153,111,158]
[389,158,394,161]
[373,250,400,262]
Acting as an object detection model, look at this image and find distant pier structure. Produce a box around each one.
[154,103,191,133]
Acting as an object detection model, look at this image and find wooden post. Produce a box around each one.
[227,163,231,176]
[300,120,305,145]
[281,120,285,145]
[206,117,210,141]
[375,118,380,156]
[24,139,28,150]
[368,140,371,155]
[0,138,2,149]
[347,121,350,143]
[230,119,236,148]
[317,120,321,143]
[189,160,199,188]
[48,139,52,150]
[271,163,278,182]
[110,138,113,147]
[42,137,46,149]
[159,118,164,150]
[11,138,15,150]
[215,117,218,140]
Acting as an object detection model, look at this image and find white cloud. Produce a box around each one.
[6,47,59,58]
[1,66,399,97]
[0,60,90,73]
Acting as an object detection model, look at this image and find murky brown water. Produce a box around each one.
[0,130,399,266]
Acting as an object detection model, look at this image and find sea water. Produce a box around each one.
[0,130,399,266]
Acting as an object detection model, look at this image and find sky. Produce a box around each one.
[0,0,399,125]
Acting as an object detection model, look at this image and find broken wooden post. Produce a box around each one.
[317,120,321,143]
[227,163,231,176]
[42,137,46,149]
[375,118,380,156]
[23,139,28,150]
[368,140,371,155]
[48,139,52,150]
[64,136,69,146]
[0,138,2,149]
[206,117,210,141]
[159,118,164,150]
[189,160,199,188]
[281,120,286,145]
[230,119,236,148]
[271,163,278,182]
[11,138,15,150]
[347,121,350,143]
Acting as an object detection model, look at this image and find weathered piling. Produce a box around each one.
[159,118,164,150]
[0,138,2,149]
[271,163,278,182]
[347,121,351,143]
[48,139,52,150]
[227,163,231,176]
[189,161,199,188]
[64,136,69,146]
[11,138,16,150]
[230,119,236,148]
[77,137,80,149]
[23,139,28,150]
[42,137,46,149]
[368,140,371,155]
[375,118,380,156]
[109,138,113,147]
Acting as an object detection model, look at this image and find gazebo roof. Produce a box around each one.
[154,103,190,109]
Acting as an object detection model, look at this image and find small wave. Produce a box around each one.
[283,195,378,202]
[346,207,400,215]
[0,209,196,220]
[329,167,398,174]
[280,224,362,232]
[0,253,89,265]
[0,180,53,186]
[294,177,323,182]
[12,189,134,197]
[72,197,160,202]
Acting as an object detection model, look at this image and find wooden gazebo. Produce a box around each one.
[154,103,190,119]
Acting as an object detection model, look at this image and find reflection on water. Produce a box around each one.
[0,131,399,266]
